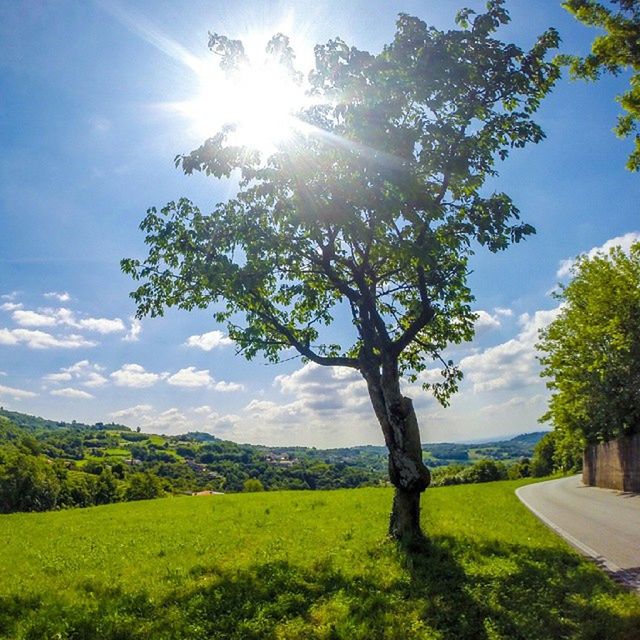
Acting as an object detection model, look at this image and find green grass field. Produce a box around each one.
[1,479,638,639]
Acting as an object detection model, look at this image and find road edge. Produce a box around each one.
[515,480,639,593]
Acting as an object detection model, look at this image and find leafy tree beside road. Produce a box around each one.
[123,2,559,542]
[561,0,640,170]
[538,242,640,456]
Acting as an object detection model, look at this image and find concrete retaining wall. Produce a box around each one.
[583,433,640,492]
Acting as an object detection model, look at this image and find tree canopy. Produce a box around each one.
[123,1,559,541]
[538,242,640,449]
[562,0,640,170]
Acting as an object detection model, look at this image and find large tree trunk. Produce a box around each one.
[362,361,431,544]
[387,396,430,542]
[390,487,421,541]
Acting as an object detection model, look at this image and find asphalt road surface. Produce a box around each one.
[517,475,640,591]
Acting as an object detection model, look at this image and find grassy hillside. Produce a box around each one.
[1,480,638,639]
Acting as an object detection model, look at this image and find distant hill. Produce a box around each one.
[422,431,547,464]
[180,431,221,442]
[0,407,130,433]
[507,432,550,446]
[0,407,545,463]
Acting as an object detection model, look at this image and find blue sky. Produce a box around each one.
[0,0,638,446]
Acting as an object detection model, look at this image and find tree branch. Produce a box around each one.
[250,299,359,369]
[390,266,435,357]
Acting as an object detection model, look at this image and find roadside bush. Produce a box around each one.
[507,458,530,480]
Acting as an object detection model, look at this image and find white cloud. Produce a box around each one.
[44,291,71,302]
[108,368,375,445]
[50,387,94,399]
[12,309,57,327]
[0,383,37,400]
[478,394,546,415]
[123,318,142,342]
[190,406,239,432]
[43,372,73,383]
[557,231,640,278]
[516,308,562,344]
[167,367,214,388]
[151,408,193,431]
[111,363,162,388]
[63,360,94,375]
[461,339,536,393]
[212,380,245,392]
[1,292,19,301]
[84,372,108,387]
[50,308,76,325]
[10,305,125,334]
[494,307,513,317]
[0,330,19,346]
[193,405,213,414]
[244,397,306,422]
[108,405,202,434]
[0,328,96,349]
[123,364,371,446]
[165,367,245,391]
[185,330,233,351]
[459,307,560,394]
[0,302,23,312]
[44,360,108,388]
[77,317,125,334]
[274,363,369,414]
[474,310,501,332]
[109,404,153,419]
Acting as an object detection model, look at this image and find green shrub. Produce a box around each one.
[124,473,164,501]
[243,478,265,492]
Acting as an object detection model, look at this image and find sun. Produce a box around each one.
[100,4,315,156]
[179,41,309,156]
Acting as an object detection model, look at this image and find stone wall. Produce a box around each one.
[583,433,640,492]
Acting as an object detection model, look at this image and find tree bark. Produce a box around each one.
[387,396,430,542]
[389,486,422,542]
[362,361,431,544]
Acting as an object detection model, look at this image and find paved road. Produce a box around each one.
[517,475,640,591]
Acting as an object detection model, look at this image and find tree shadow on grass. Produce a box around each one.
[421,536,640,640]
[3,537,639,640]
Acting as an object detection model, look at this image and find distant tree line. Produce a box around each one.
[0,447,164,514]
[430,457,533,487]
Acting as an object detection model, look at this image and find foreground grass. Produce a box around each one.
[0,480,638,639]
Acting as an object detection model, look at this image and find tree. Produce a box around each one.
[0,452,61,513]
[530,431,557,476]
[461,459,507,483]
[507,457,531,479]
[561,0,640,170]
[94,467,121,505]
[537,242,640,452]
[123,2,559,543]
[59,470,98,508]
[124,472,164,501]
[242,478,265,493]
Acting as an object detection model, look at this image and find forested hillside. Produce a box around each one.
[0,408,545,513]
